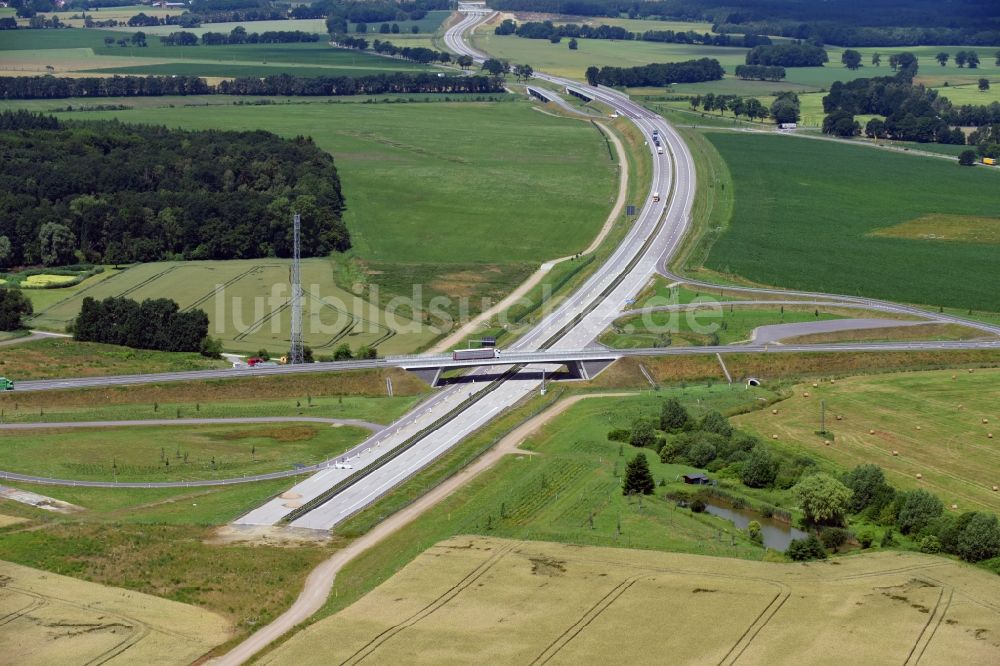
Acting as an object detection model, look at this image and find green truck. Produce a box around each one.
[0,377,13,391]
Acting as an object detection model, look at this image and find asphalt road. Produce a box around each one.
[748,318,932,344]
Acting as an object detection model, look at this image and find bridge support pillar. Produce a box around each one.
[407,367,443,388]
[564,359,616,381]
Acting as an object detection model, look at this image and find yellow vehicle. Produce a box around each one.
[983,157,997,166]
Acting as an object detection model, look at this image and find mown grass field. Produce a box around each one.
[702,132,1000,311]
[81,61,425,78]
[264,536,1000,665]
[0,422,368,482]
[735,368,1000,513]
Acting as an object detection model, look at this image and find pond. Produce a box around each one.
[702,499,809,552]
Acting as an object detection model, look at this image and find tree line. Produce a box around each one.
[745,42,828,68]
[485,0,1000,47]
[688,93,770,122]
[585,58,724,87]
[160,28,320,46]
[0,72,502,100]
[0,111,347,267]
[333,35,452,64]
[72,296,216,355]
[733,64,786,81]
[494,17,770,48]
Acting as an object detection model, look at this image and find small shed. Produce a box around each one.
[682,473,711,485]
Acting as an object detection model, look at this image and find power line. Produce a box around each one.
[290,212,304,365]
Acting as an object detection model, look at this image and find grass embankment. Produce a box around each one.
[601,305,845,347]
[0,337,227,379]
[701,132,1000,311]
[735,368,1000,513]
[0,422,368,482]
[264,536,1000,665]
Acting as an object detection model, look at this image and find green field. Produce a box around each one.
[14,100,616,348]
[266,536,1000,665]
[736,368,1000,513]
[0,422,367,481]
[0,393,418,425]
[702,132,1000,311]
[81,61,425,78]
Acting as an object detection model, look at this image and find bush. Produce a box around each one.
[795,474,853,526]
[699,410,733,438]
[747,520,763,543]
[896,489,943,535]
[881,528,897,547]
[956,513,1000,562]
[740,446,778,488]
[843,464,891,514]
[630,419,657,449]
[856,528,875,549]
[607,428,631,443]
[919,535,942,554]
[687,441,718,468]
[0,287,33,331]
[787,534,827,561]
[660,397,690,432]
[690,498,707,513]
[819,527,849,552]
[959,149,977,166]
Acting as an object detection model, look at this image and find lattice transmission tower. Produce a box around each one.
[289,212,304,365]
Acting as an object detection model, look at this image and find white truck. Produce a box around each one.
[452,348,501,361]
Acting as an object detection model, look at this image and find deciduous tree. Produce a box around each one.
[794,473,853,526]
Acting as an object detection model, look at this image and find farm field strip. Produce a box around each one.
[262,536,1000,665]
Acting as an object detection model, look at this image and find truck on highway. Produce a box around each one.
[652,192,660,202]
[452,348,501,361]
[657,145,664,154]
[984,157,997,166]
[0,377,13,391]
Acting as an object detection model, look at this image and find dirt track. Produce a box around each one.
[212,392,636,666]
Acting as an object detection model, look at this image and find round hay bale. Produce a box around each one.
[282,501,303,509]
[812,383,818,388]
[916,425,922,430]
[969,368,974,373]
[803,392,810,398]
[951,504,959,510]
[869,429,876,435]
[824,440,831,446]
[983,418,990,424]
[916,473,923,479]
[280,492,302,500]
[892,450,899,456]
[952,374,957,380]
[993,485,998,492]
[771,408,778,415]
[836,415,843,421]
[772,434,779,440]
[989,433,994,439]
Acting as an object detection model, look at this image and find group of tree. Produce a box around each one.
[316,0,445,27]
[585,58,724,87]
[935,50,983,68]
[0,72,503,100]
[617,394,1000,564]
[733,64,786,81]
[688,93,770,121]
[0,110,348,266]
[494,18,769,48]
[745,42,828,67]
[0,14,63,29]
[72,296,218,355]
[161,28,319,46]
[0,288,33,331]
[770,91,801,124]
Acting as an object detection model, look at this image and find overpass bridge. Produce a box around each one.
[395,349,619,386]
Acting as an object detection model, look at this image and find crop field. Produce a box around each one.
[735,367,1000,513]
[702,132,1000,311]
[28,258,437,354]
[0,559,231,665]
[265,535,1000,665]
[0,422,368,482]
[0,29,434,77]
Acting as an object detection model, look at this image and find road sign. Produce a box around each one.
[626,205,636,216]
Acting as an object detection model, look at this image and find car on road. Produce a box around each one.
[0,377,13,391]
